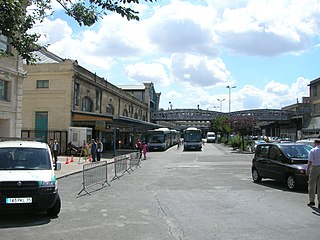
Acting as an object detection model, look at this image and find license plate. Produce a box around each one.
[6,197,32,204]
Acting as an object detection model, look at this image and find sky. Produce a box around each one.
[31,0,320,112]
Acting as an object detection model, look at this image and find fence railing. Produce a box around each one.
[78,151,141,195]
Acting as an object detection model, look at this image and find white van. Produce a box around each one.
[0,140,61,216]
[206,132,216,143]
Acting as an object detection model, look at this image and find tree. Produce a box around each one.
[228,115,258,151]
[0,0,156,64]
[211,115,231,142]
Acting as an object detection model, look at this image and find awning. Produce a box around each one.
[71,111,113,122]
[113,116,162,129]
[302,116,320,131]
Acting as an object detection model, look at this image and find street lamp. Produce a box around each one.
[226,85,236,113]
[217,98,225,112]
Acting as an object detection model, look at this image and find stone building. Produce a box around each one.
[0,34,24,138]
[22,49,161,153]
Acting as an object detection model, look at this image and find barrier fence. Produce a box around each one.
[78,151,141,195]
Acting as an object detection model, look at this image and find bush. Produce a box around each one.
[229,135,241,149]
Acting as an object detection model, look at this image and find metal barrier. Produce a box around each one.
[112,154,130,180]
[127,152,141,172]
[78,161,110,195]
[78,151,142,195]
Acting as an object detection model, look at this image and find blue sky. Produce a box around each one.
[31,0,320,112]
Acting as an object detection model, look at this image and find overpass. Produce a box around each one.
[151,108,296,122]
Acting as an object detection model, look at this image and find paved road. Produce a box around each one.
[0,143,319,240]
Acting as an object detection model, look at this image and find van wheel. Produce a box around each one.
[47,195,61,217]
[252,168,262,182]
[286,175,297,190]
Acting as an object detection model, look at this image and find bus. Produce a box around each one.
[183,127,202,151]
[147,128,172,151]
[147,128,180,151]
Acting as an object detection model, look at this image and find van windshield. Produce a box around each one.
[0,147,51,170]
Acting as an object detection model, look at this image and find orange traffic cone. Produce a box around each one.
[65,156,69,164]
[70,155,74,163]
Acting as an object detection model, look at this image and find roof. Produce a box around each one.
[0,140,48,149]
[117,85,146,90]
[29,49,65,64]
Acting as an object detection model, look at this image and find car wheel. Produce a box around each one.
[47,194,61,217]
[252,168,262,182]
[286,175,297,190]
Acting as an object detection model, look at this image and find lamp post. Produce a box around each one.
[226,85,236,113]
[217,98,225,112]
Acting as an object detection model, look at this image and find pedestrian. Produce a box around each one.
[136,139,142,159]
[90,139,97,162]
[142,142,148,160]
[306,139,320,208]
[96,138,103,161]
[48,138,54,159]
[52,140,59,169]
[80,141,89,163]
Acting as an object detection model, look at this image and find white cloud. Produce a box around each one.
[171,54,231,87]
[124,62,170,86]
[30,0,318,111]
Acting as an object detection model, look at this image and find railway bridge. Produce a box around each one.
[151,108,296,122]
[151,108,303,138]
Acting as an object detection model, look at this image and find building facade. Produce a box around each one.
[0,34,25,138]
[22,50,161,153]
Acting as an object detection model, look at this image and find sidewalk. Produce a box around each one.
[54,155,114,179]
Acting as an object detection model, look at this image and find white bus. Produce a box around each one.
[183,127,202,151]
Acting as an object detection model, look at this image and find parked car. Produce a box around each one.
[0,140,62,216]
[251,142,312,190]
[250,140,266,152]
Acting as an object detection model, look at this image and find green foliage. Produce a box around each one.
[0,0,156,64]
[229,135,241,148]
[211,115,232,136]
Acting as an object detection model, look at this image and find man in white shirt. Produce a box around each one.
[306,139,320,208]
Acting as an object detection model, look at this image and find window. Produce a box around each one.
[122,109,128,117]
[106,104,114,115]
[82,97,92,112]
[256,145,269,159]
[0,80,8,101]
[74,83,80,106]
[269,146,280,160]
[0,34,10,53]
[95,90,100,110]
[37,80,49,88]
[312,85,317,97]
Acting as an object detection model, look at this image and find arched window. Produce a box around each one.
[107,104,114,115]
[82,97,93,112]
[123,109,129,117]
[134,112,138,119]
[142,115,146,121]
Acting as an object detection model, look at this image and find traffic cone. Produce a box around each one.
[65,156,69,164]
[70,155,74,163]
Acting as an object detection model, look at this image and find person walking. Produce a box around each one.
[136,139,142,159]
[96,138,103,161]
[90,139,97,162]
[306,139,320,208]
[52,140,59,169]
[142,142,148,160]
